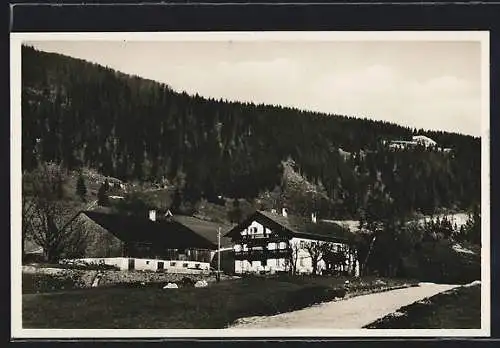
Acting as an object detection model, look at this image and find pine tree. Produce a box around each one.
[228,199,243,223]
[171,188,182,214]
[97,180,110,206]
[76,173,87,202]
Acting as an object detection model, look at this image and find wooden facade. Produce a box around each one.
[226,210,359,275]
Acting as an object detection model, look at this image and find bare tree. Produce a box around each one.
[321,244,348,275]
[345,245,359,276]
[22,163,89,263]
[304,241,324,275]
[22,196,36,260]
[288,241,301,275]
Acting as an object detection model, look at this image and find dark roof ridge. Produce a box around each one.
[83,210,233,249]
[225,210,352,243]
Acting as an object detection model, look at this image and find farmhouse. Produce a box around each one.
[76,209,233,273]
[225,209,359,276]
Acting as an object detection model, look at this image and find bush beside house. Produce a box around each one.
[399,240,480,284]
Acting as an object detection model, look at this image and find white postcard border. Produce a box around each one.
[10,31,491,339]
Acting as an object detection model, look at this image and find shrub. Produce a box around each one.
[23,271,86,294]
[180,277,195,287]
[400,240,480,284]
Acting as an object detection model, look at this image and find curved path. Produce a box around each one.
[229,283,460,329]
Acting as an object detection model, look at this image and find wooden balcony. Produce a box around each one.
[237,235,289,243]
[234,248,291,260]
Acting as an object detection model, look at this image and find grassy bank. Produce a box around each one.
[364,283,481,329]
[400,240,480,285]
[23,275,415,329]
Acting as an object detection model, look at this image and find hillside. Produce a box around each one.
[21,45,481,220]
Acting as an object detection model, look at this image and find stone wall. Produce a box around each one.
[98,270,230,286]
[22,265,238,291]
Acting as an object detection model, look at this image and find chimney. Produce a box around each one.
[282,208,288,218]
[311,212,317,224]
[149,209,156,221]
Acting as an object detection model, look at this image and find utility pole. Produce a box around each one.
[217,226,221,282]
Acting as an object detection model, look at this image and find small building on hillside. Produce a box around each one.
[388,140,419,150]
[225,209,359,276]
[385,135,452,153]
[75,209,233,274]
[412,135,437,148]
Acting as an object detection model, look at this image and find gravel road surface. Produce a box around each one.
[230,283,460,329]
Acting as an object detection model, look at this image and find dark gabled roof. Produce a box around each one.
[83,211,231,250]
[225,210,353,243]
[171,215,233,248]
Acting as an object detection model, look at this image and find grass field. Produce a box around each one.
[22,275,415,329]
[364,283,481,329]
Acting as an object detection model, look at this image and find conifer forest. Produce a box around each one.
[21,45,481,222]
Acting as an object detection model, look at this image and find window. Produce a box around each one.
[183,263,188,268]
[170,262,176,267]
[262,259,267,267]
[146,261,150,265]
[195,263,201,269]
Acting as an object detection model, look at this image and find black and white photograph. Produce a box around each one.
[10,31,490,338]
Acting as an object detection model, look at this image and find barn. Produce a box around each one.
[72,209,234,274]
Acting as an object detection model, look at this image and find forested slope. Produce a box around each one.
[22,45,481,220]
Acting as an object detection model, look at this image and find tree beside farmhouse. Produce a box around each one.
[22,163,89,262]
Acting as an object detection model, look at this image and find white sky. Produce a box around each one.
[26,39,482,136]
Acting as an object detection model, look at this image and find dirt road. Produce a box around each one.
[229,283,460,329]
